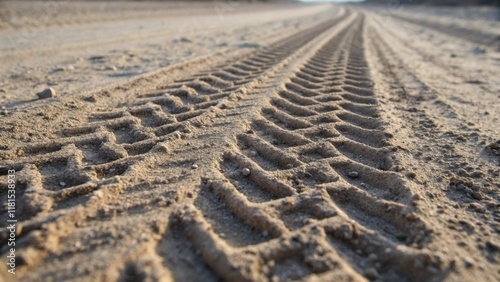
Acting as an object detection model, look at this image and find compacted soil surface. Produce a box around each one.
[0,1,498,281]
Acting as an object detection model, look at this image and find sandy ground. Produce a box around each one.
[0,1,499,281]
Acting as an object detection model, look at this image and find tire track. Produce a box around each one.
[368,12,500,141]
[185,14,442,282]
[0,9,359,281]
[0,10,349,223]
[388,13,500,50]
[0,7,465,281]
[363,13,500,282]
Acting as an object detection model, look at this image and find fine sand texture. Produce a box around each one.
[0,2,499,281]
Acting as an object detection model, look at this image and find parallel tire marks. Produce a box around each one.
[0,9,450,282]
[0,9,362,281]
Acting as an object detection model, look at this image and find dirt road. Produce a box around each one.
[0,2,498,281]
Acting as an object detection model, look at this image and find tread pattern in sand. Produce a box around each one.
[0,13,347,225]
[185,17,440,281]
[389,13,499,50]
[1,5,498,282]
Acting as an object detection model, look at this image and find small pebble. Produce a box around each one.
[59,181,66,187]
[347,171,359,178]
[37,87,57,99]
[464,257,475,268]
[191,164,198,169]
[51,65,74,73]
[241,168,251,176]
